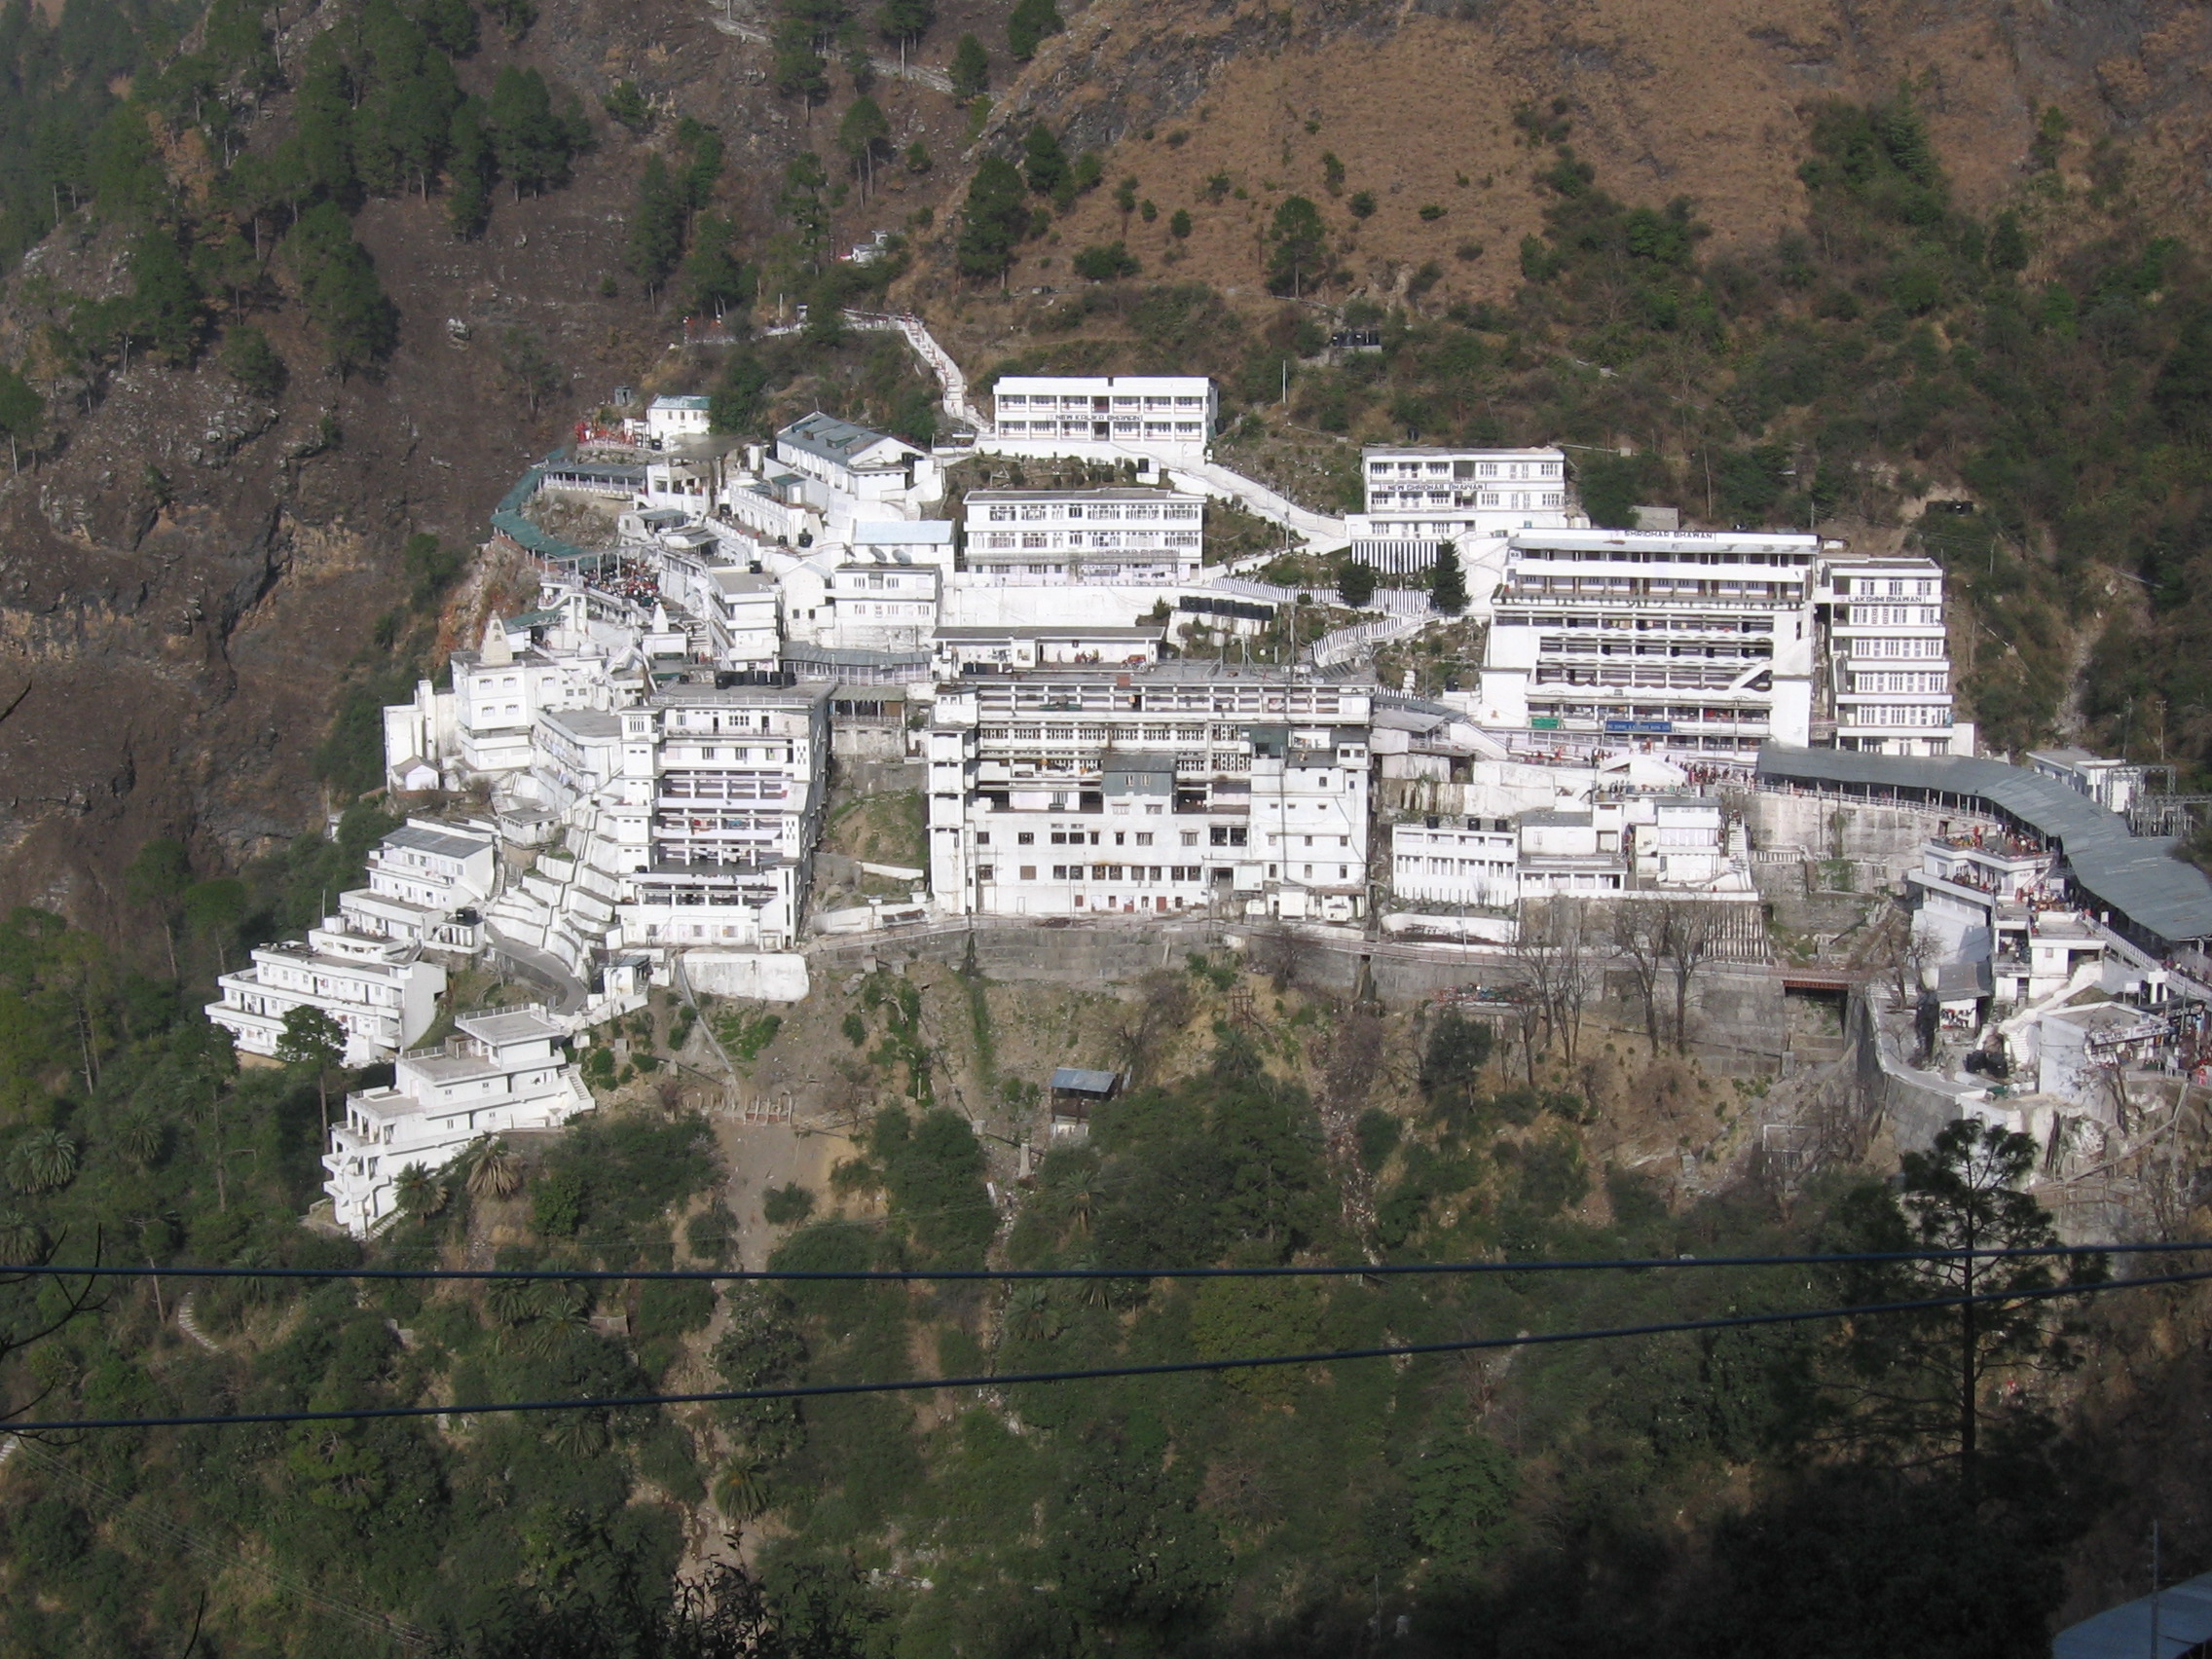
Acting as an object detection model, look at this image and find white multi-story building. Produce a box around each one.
[1477,530,1823,754]
[988,375,1216,457]
[1817,556,1961,755]
[206,926,448,1067]
[1346,446,1579,575]
[927,665,1371,922]
[815,563,940,650]
[932,624,1164,678]
[2027,748,2146,816]
[386,619,632,785]
[322,1006,592,1235]
[700,570,781,669]
[335,821,499,956]
[774,412,943,516]
[608,682,833,953]
[1390,818,1519,909]
[962,488,1205,585]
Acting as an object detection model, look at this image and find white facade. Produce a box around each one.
[1346,446,1578,574]
[645,394,713,445]
[1477,530,1822,754]
[1817,557,1960,756]
[2028,748,2146,816]
[775,412,943,514]
[1390,819,1519,909]
[988,376,1216,455]
[933,625,1163,678]
[815,563,940,650]
[206,926,448,1067]
[963,488,1204,585]
[322,1006,591,1235]
[927,667,1371,922]
[336,820,498,956]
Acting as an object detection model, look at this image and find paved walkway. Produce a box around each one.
[485,927,591,1015]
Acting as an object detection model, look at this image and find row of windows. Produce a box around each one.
[1512,576,1799,600]
[1367,460,1561,479]
[994,394,1208,409]
[1848,606,1943,627]
[1370,491,1565,509]
[1845,704,1955,726]
[980,503,1202,522]
[1512,549,1813,566]
[995,420,1206,435]
[1842,637,1947,658]
[978,532,1203,549]
[1848,671,1949,694]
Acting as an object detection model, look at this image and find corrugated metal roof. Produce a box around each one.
[778,411,912,467]
[1755,747,2212,945]
[2052,1568,2212,1659]
[1050,1067,1120,1095]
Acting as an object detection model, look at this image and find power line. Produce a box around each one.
[0,1239,2192,1285]
[9,1260,2194,1437]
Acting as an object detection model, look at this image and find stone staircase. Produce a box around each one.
[482,804,631,979]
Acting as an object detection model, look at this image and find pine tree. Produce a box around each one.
[1021,122,1067,198]
[489,66,571,199]
[1430,541,1467,615]
[837,95,890,195]
[1266,194,1328,297]
[948,32,988,99]
[626,153,684,297]
[447,95,496,236]
[955,153,1029,280]
[1006,0,1061,60]
[129,228,204,366]
[875,0,932,48]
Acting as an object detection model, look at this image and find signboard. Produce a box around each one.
[1530,717,1562,730]
[1604,719,1674,734]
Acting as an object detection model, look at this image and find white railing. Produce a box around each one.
[1305,613,1426,669]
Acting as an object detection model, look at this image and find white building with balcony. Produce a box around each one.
[1477,529,1823,755]
[1817,556,1961,755]
[773,412,943,518]
[1346,446,1579,576]
[962,488,1205,585]
[986,375,1216,459]
[321,1006,592,1235]
[926,665,1371,922]
[335,821,499,957]
[206,926,448,1067]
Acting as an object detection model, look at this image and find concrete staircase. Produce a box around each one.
[483,804,630,980]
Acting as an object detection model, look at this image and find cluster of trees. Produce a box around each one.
[956,121,1103,279]
[0,0,598,413]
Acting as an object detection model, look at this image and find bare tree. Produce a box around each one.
[1512,898,1599,1070]
[1662,900,1721,1054]
[1113,969,1196,1089]
[1257,922,1316,995]
[1614,901,1668,1055]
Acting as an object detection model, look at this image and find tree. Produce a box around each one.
[7,1127,79,1194]
[1816,1119,2102,1494]
[447,96,496,236]
[777,150,831,271]
[0,364,47,476]
[2154,307,2212,439]
[682,215,749,315]
[1072,241,1138,281]
[626,153,685,297]
[603,79,649,133]
[1021,122,1068,198]
[1430,540,1468,614]
[1987,209,2029,275]
[1266,195,1328,296]
[1419,1010,1494,1126]
[875,0,932,56]
[461,1135,522,1198]
[956,154,1029,281]
[1661,899,1720,1052]
[498,324,564,416]
[276,1004,346,1138]
[488,66,571,199]
[1168,206,1192,240]
[1408,1424,1518,1566]
[221,325,286,398]
[1336,560,1376,608]
[1006,0,1061,60]
[130,228,204,366]
[837,94,891,195]
[948,32,989,98]
[287,204,400,376]
[1613,902,1668,1054]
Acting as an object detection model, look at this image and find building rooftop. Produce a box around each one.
[711,570,778,596]
[456,1008,570,1046]
[1050,1067,1121,1095]
[1363,443,1564,459]
[1757,746,2212,945]
[650,394,713,411]
[938,625,1166,642]
[382,824,493,862]
[539,709,625,741]
[777,411,916,469]
[963,487,1205,503]
[1511,528,1822,553]
[2053,1567,2212,1659]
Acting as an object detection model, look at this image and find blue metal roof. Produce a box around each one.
[1050,1067,1120,1095]
[1756,746,2212,947]
[2053,1568,2212,1658]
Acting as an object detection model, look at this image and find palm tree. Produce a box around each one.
[8,1127,79,1194]
[392,1163,446,1218]
[713,1458,771,1523]
[486,1275,536,1326]
[0,1206,44,1262]
[1005,1282,1053,1343]
[547,1411,610,1458]
[119,1111,165,1170]
[463,1136,521,1199]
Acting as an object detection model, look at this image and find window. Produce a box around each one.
[1135,832,1154,846]
[1181,830,1198,847]
[1017,832,1035,845]
[1019,866,1036,880]
[977,866,994,882]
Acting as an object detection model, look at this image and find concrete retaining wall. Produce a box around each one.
[683,951,813,1001]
